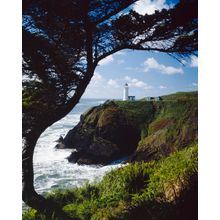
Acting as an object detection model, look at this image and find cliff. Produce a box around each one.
[131,91,198,162]
[58,91,197,165]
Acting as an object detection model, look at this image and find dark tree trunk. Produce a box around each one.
[22,66,96,218]
[22,132,73,219]
[22,1,96,217]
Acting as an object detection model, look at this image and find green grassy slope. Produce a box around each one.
[116,91,198,161]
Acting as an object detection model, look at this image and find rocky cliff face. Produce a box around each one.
[61,101,145,164]
[131,94,198,162]
[58,92,197,165]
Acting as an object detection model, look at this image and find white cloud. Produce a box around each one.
[98,51,126,66]
[125,76,131,81]
[180,56,198,67]
[107,79,119,88]
[159,85,167,89]
[125,66,143,72]
[144,57,184,75]
[99,55,114,65]
[180,59,188,65]
[133,0,170,15]
[190,55,198,67]
[89,72,103,87]
[192,82,198,87]
[125,76,153,90]
[114,51,126,56]
[117,59,125,64]
[93,72,102,81]
[83,73,122,98]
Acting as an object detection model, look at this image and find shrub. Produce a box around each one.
[23,144,197,220]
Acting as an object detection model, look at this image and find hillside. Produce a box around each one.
[130,91,198,161]
[23,143,198,220]
[58,91,197,164]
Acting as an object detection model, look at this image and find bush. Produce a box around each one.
[23,144,197,220]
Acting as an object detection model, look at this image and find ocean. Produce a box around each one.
[25,99,123,205]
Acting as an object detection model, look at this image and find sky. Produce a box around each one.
[82,50,198,99]
[83,0,198,99]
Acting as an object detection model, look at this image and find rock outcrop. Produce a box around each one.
[61,101,143,164]
[58,91,198,165]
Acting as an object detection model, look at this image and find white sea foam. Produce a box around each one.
[32,99,122,195]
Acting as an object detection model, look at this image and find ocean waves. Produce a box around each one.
[32,99,122,195]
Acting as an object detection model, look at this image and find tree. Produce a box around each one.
[22,0,198,217]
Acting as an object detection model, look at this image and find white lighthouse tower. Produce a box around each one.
[123,83,129,101]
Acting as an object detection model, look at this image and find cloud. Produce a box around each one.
[98,51,126,66]
[114,51,126,56]
[181,56,198,67]
[125,67,143,72]
[159,85,167,89]
[133,0,170,15]
[99,55,114,65]
[190,55,198,67]
[89,73,120,89]
[93,72,102,81]
[89,72,103,87]
[192,82,198,87]
[144,57,184,75]
[180,59,188,65]
[117,59,125,64]
[125,76,153,90]
[107,79,119,88]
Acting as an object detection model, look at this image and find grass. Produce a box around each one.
[115,100,155,129]
[161,91,198,101]
[136,93,198,159]
[23,144,198,220]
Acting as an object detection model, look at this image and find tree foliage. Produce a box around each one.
[22,0,198,217]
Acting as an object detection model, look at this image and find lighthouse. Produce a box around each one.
[123,83,129,101]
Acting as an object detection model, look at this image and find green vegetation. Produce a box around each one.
[23,144,198,220]
[82,100,155,132]
[115,91,197,143]
[134,91,197,161]
[115,100,155,125]
[161,91,198,101]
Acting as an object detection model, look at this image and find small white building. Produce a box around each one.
[146,96,162,101]
[146,97,151,101]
